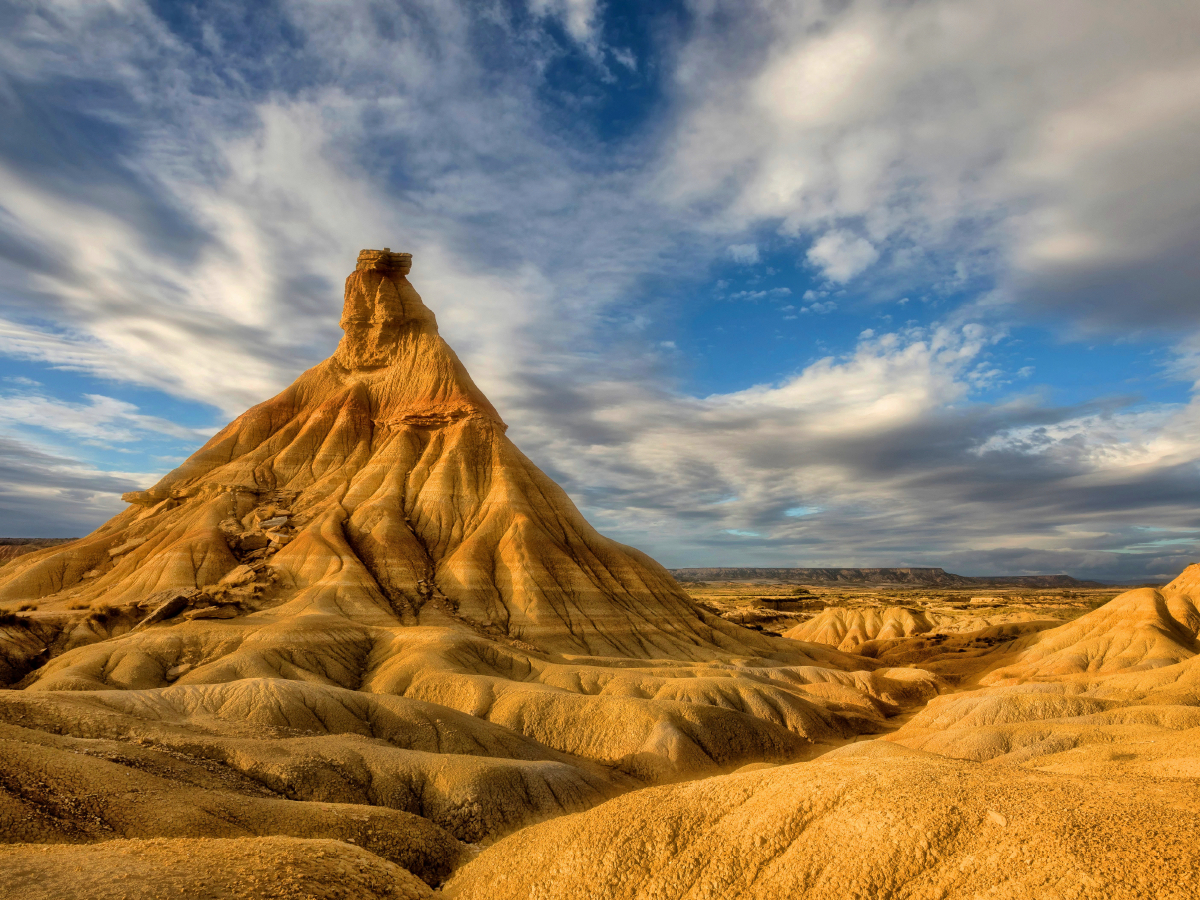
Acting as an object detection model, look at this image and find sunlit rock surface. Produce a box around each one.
[1,251,1197,899]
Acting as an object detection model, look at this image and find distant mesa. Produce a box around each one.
[669,567,1104,587]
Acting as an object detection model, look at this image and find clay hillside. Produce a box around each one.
[1,250,1197,900]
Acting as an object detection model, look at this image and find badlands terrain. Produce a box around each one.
[0,249,1197,899]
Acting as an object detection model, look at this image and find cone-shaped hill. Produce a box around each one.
[2,248,724,659]
[0,250,938,822]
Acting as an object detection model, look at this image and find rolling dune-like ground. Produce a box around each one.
[1,250,1196,899]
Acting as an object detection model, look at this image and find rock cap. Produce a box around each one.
[356,247,412,275]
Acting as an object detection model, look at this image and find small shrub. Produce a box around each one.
[17,603,36,611]
[0,611,28,628]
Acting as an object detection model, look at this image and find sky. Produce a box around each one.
[0,0,1198,582]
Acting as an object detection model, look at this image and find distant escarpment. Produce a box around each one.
[670,566,1104,587]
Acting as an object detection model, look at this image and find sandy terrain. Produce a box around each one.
[0,250,1195,899]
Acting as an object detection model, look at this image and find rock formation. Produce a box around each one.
[1,250,1197,899]
[3,249,728,657]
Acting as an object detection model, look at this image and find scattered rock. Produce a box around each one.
[130,591,197,632]
[121,490,161,506]
[264,531,292,547]
[220,565,257,586]
[235,533,270,552]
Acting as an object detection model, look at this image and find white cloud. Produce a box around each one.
[610,46,637,71]
[729,287,791,302]
[751,27,880,127]
[806,230,878,282]
[666,0,1200,329]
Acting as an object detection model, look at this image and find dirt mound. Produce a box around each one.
[0,681,634,843]
[2,837,433,900]
[444,741,1200,899]
[784,607,935,650]
[0,719,467,886]
[878,567,1200,772]
[983,565,1200,682]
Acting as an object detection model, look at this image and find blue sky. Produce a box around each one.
[1,0,1198,581]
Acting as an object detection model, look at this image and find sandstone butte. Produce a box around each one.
[0,249,1197,899]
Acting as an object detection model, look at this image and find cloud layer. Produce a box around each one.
[0,0,1196,579]
[667,0,1200,328]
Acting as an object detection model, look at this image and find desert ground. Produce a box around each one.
[1,251,1197,899]
[683,579,1121,634]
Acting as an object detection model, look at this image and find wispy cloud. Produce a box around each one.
[0,390,209,445]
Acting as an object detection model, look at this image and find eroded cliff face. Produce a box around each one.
[336,249,436,370]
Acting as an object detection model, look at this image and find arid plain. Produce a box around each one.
[1,251,1197,899]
